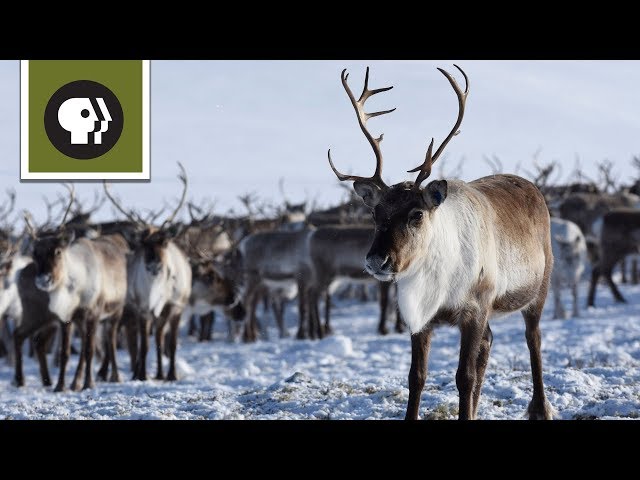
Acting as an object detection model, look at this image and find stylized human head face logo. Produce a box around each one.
[44,80,124,159]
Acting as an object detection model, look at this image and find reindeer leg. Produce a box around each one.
[188,314,198,337]
[166,311,181,381]
[205,311,214,342]
[13,329,26,387]
[70,320,87,392]
[154,315,168,380]
[97,324,110,382]
[54,322,72,392]
[471,324,493,419]
[82,316,97,390]
[324,290,333,335]
[620,258,628,284]
[456,308,487,420]
[394,285,405,333]
[605,266,627,303]
[572,282,580,318]
[405,326,433,420]
[34,326,55,387]
[587,264,601,307]
[296,280,308,340]
[378,281,389,335]
[135,313,151,381]
[124,307,138,374]
[109,315,122,383]
[522,285,553,420]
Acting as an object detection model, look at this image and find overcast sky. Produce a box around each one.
[0,60,639,226]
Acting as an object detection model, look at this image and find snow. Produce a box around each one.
[1,277,640,419]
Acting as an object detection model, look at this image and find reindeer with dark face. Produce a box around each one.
[31,185,130,391]
[105,163,192,382]
[188,252,246,341]
[327,66,554,420]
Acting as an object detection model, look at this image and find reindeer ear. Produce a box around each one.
[353,181,383,208]
[423,180,448,208]
[61,230,75,247]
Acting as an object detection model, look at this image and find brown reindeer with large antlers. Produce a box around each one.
[328,66,554,420]
[104,163,192,381]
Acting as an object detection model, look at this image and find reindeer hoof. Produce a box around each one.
[395,324,406,334]
[296,331,307,340]
[53,384,65,393]
[13,377,24,388]
[167,373,177,381]
[527,399,554,420]
[109,374,121,383]
[82,381,96,390]
[97,372,108,382]
[70,382,81,392]
[42,378,52,387]
[155,373,165,380]
[378,326,389,336]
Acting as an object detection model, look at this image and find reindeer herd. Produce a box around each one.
[0,65,638,421]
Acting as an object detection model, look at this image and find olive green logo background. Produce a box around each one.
[24,60,145,176]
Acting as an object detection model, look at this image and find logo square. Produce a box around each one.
[20,60,150,180]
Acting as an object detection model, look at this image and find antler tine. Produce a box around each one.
[23,210,37,240]
[409,65,470,190]
[59,183,75,227]
[160,161,188,229]
[103,181,144,225]
[328,67,395,189]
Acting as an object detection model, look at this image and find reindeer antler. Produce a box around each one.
[103,181,144,225]
[159,161,188,230]
[328,67,395,190]
[409,65,469,191]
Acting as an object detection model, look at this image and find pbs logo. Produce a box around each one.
[44,80,124,159]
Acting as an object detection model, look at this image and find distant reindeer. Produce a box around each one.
[31,184,130,391]
[104,163,192,382]
[308,225,403,335]
[327,65,553,419]
[587,209,640,307]
[550,218,587,319]
[238,228,315,341]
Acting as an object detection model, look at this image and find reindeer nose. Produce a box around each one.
[366,254,391,273]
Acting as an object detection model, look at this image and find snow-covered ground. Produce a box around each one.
[1,277,640,420]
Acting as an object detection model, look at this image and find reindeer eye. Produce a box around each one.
[410,211,423,225]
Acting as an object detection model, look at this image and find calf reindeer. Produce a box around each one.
[105,163,192,381]
[328,66,553,420]
[31,185,130,391]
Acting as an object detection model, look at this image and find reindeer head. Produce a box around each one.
[30,184,76,291]
[104,162,188,278]
[190,259,235,306]
[328,66,468,281]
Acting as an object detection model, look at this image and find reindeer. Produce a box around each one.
[104,163,192,381]
[308,225,403,335]
[30,184,130,391]
[177,203,233,341]
[238,227,315,341]
[587,208,640,307]
[550,218,587,319]
[188,250,245,341]
[327,65,554,420]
